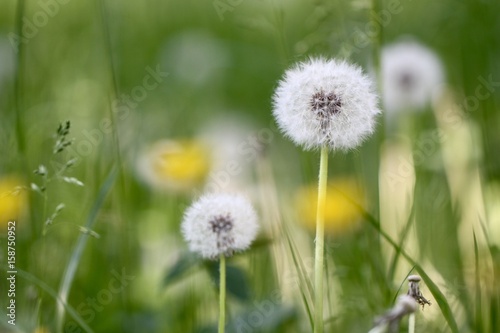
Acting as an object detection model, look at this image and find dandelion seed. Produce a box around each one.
[381,40,444,114]
[272,57,380,151]
[181,193,259,259]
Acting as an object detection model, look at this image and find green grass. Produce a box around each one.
[1,0,499,332]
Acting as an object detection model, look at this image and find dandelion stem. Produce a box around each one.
[219,255,226,333]
[408,313,416,333]
[314,145,329,333]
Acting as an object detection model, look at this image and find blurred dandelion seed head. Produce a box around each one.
[382,40,444,114]
[295,178,364,235]
[136,139,211,192]
[181,193,259,259]
[0,175,28,228]
[160,30,231,86]
[273,57,380,150]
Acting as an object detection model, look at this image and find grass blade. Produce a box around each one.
[55,168,117,333]
[387,201,416,281]
[3,266,94,333]
[282,223,314,330]
[473,231,483,332]
[358,206,460,333]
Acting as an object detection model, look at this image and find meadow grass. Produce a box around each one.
[0,0,499,332]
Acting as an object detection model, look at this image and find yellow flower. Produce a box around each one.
[34,327,50,333]
[295,178,364,235]
[0,175,28,228]
[137,140,211,192]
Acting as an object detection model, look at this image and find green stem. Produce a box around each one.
[314,146,329,333]
[219,255,226,333]
[14,0,26,155]
[408,313,415,333]
[55,169,117,333]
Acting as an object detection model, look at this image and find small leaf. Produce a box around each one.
[199,305,297,333]
[30,183,43,194]
[66,158,77,167]
[34,165,48,176]
[55,203,65,212]
[63,177,84,186]
[208,262,251,302]
[78,226,100,238]
[163,252,201,288]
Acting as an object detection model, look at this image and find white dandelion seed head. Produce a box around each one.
[160,30,231,86]
[181,193,259,259]
[381,40,445,114]
[272,57,380,151]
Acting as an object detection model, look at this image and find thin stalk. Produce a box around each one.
[14,0,26,155]
[314,145,329,333]
[408,313,415,333]
[219,255,226,333]
[55,168,117,333]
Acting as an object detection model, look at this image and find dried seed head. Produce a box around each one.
[407,274,431,308]
[407,275,421,282]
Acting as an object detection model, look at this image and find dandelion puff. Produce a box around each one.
[272,57,380,151]
[181,193,259,259]
[381,40,444,114]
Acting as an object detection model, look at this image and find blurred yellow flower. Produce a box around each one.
[295,178,364,235]
[137,140,211,192]
[34,327,50,333]
[0,175,28,228]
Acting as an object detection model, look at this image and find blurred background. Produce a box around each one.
[0,0,499,332]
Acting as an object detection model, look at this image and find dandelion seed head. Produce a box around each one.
[407,274,421,282]
[272,57,380,151]
[382,40,444,114]
[407,274,431,308]
[181,193,259,259]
